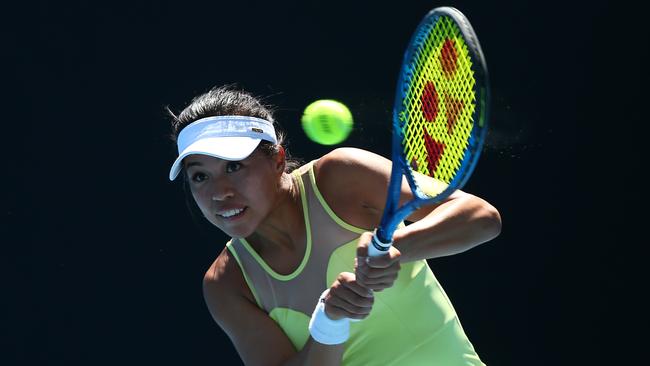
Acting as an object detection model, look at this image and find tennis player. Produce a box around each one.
[167,85,501,365]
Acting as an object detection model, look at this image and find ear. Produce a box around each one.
[275,145,286,174]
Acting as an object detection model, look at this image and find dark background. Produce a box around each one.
[3,0,641,365]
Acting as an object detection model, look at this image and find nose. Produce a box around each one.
[211,185,235,201]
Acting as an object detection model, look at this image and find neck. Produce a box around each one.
[247,172,304,253]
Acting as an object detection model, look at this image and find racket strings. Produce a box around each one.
[400,16,478,185]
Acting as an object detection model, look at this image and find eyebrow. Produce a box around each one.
[185,161,203,168]
[184,156,244,170]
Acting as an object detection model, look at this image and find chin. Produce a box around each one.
[207,212,258,239]
[220,225,255,239]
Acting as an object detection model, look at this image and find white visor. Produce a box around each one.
[169,115,277,180]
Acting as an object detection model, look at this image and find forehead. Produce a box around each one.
[183,154,226,167]
[182,150,265,168]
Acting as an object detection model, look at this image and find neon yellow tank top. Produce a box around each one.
[226,160,485,365]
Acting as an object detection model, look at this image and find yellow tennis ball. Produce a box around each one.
[301,99,353,145]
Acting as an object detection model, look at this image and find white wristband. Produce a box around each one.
[308,289,350,345]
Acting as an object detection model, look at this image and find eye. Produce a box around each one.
[226,162,242,173]
[190,172,208,183]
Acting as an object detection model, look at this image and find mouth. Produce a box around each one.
[216,207,247,220]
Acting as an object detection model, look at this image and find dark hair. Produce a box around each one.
[167,85,303,229]
[167,85,301,175]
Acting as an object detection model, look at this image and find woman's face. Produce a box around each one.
[183,151,283,238]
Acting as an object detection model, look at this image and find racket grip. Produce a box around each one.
[368,232,392,257]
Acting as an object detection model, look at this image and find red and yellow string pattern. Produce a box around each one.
[401,16,477,183]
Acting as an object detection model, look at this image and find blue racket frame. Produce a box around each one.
[372,7,490,249]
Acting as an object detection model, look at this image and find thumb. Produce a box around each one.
[356,231,373,259]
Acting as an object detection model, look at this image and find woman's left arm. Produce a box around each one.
[316,147,501,290]
[391,190,502,263]
[355,191,501,291]
[354,191,501,291]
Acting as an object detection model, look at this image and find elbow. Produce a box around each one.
[478,203,502,242]
[461,194,501,245]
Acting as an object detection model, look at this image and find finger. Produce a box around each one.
[364,280,397,291]
[358,264,401,280]
[366,251,401,269]
[326,302,369,320]
[338,280,374,302]
[354,256,368,271]
[356,264,399,285]
[337,273,373,298]
[323,301,352,320]
[354,270,370,288]
[326,291,373,316]
[356,232,373,259]
[356,273,398,287]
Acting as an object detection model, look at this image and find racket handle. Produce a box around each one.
[368,232,392,257]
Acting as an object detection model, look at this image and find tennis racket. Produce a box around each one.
[369,7,490,257]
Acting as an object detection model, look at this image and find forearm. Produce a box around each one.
[393,194,501,262]
[283,338,344,366]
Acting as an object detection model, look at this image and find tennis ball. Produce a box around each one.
[301,99,353,145]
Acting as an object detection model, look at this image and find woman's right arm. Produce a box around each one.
[202,249,372,366]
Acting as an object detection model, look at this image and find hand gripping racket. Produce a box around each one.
[368,7,490,257]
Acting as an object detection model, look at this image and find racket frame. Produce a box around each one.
[371,6,490,254]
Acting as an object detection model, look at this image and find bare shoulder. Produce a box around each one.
[203,245,255,322]
[203,245,239,289]
[316,147,389,167]
[202,245,299,365]
[315,147,392,183]
[313,147,461,225]
[313,148,393,228]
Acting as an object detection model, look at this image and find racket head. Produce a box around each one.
[377,7,489,243]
